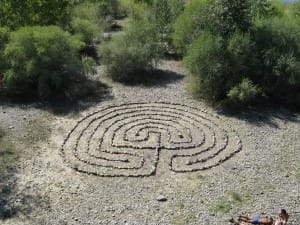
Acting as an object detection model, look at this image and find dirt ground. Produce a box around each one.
[0,60,299,225]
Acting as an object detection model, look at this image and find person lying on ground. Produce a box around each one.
[229,209,289,225]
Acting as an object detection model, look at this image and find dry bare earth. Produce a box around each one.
[0,60,299,225]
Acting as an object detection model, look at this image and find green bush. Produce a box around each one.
[0,0,71,29]
[185,31,257,103]
[293,1,300,18]
[3,26,94,99]
[0,27,10,77]
[172,0,277,55]
[70,18,99,46]
[97,0,119,17]
[210,0,253,36]
[184,32,225,101]
[172,0,212,55]
[250,0,276,19]
[152,0,184,52]
[72,1,104,25]
[70,2,104,45]
[181,0,300,107]
[227,78,259,105]
[253,17,300,106]
[100,19,162,82]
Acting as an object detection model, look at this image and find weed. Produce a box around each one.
[209,191,243,214]
[210,199,231,214]
[230,191,243,203]
[295,161,300,179]
[0,128,18,174]
[171,211,197,225]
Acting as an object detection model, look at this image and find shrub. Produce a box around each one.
[3,26,94,99]
[172,0,212,55]
[69,2,104,59]
[72,1,104,26]
[227,78,259,105]
[70,18,99,47]
[97,0,119,17]
[152,0,184,52]
[185,31,258,103]
[184,32,226,102]
[210,0,253,36]
[293,1,300,18]
[252,17,300,106]
[100,19,162,82]
[0,0,71,29]
[0,27,10,76]
[250,0,277,19]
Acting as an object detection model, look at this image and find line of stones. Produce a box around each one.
[61,102,242,177]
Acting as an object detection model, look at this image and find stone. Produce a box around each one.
[156,195,167,202]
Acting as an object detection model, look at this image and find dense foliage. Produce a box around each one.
[153,0,184,52]
[0,0,300,108]
[0,0,71,29]
[100,18,162,82]
[172,0,211,55]
[0,27,10,78]
[181,0,300,107]
[3,26,90,98]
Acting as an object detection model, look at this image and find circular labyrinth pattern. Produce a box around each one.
[61,102,242,177]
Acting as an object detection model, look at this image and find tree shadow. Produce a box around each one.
[0,78,113,115]
[0,169,50,221]
[218,103,299,128]
[118,68,184,88]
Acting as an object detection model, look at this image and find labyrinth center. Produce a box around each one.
[61,102,242,177]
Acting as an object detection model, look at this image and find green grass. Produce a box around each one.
[230,191,243,203]
[295,161,300,179]
[0,127,19,174]
[210,199,232,214]
[171,211,197,225]
[209,191,244,214]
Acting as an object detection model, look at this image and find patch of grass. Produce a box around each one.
[210,199,232,214]
[22,116,50,146]
[188,173,205,181]
[171,211,197,225]
[0,128,19,174]
[210,191,243,214]
[230,191,243,203]
[295,161,300,179]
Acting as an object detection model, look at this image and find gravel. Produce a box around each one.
[0,60,299,225]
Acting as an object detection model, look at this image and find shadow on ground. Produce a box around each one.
[0,170,50,221]
[219,103,299,128]
[115,68,184,88]
[0,79,113,115]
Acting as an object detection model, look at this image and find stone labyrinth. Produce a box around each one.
[61,102,242,177]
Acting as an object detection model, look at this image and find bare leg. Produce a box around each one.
[230,218,241,225]
[239,215,254,223]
